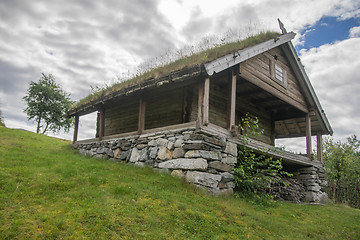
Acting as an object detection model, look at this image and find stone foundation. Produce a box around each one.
[76,127,237,195]
[293,166,328,203]
[75,127,328,201]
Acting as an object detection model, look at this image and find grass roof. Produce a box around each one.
[72,31,281,110]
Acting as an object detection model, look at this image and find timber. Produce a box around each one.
[99,107,105,140]
[137,97,146,134]
[73,115,79,143]
[317,132,323,162]
[306,113,312,159]
[227,70,237,129]
[203,78,210,125]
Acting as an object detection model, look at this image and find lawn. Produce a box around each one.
[0,126,359,239]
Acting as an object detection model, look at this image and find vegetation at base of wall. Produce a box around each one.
[323,135,360,208]
[234,113,292,200]
[1,126,359,239]
[73,31,280,110]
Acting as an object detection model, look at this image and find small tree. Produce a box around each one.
[23,73,73,134]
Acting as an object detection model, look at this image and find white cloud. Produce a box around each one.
[349,26,360,38]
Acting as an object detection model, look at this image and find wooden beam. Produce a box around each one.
[99,107,105,140]
[203,77,210,125]
[197,82,204,128]
[306,113,312,159]
[137,96,146,134]
[73,115,79,144]
[317,132,323,162]
[227,70,237,129]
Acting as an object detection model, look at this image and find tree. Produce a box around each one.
[323,135,360,208]
[23,73,73,134]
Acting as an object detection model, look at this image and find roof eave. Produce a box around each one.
[204,32,296,76]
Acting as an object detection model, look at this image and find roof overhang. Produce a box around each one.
[204,32,296,75]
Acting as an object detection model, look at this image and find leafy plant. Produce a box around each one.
[234,113,291,199]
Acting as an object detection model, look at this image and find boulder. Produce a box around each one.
[185,171,221,188]
[158,158,208,170]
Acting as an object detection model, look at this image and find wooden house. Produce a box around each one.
[67,29,332,201]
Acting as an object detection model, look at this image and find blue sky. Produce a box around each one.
[298,16,360,51]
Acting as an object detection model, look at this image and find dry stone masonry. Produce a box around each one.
[76,127,328,201]
[77,127,236,195]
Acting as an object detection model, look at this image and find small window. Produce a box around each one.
[275,64,283,82]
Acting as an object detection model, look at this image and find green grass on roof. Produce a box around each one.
[73,31,281,109]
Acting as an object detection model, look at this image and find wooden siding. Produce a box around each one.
[240,47,308,112]
[104,95,139,136]
[145,86,185,130]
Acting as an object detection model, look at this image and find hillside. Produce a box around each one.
[0,126,359,239]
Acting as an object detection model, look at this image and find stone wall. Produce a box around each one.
[293,166,328,203]
[77,127,237,195]
[75,127,328,202]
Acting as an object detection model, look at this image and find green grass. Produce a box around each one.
[0,126,359,239]
[74,31,280,109]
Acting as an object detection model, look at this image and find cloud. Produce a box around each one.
[349,26,360,38]
[300,38,360,141]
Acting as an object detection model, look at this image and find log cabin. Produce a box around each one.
[67,27,332,202]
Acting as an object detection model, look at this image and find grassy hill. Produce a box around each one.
[0,126,359,239]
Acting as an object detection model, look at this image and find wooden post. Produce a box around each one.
[203,77,210,125]
[138,96,146,134]
[317,132,323,162]
[227,70,237,130]
[73,115,79,144]
[99,107,105,140]
[306,112,312,159]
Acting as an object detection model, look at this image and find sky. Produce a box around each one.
[0,0,359,153]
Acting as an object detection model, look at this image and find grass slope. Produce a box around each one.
[0,126,359,239]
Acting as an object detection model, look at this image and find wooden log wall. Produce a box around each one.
[240,47,308,113]
[104,95,139,136]
[145,86,186,130]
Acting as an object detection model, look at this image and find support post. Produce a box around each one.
[317,132,323,162]
[138,96,146,134]
[227,70,237,130]
[99,107,105,140]
[203,77,210,125]
[73,114,79,144]
[306,112,312,159]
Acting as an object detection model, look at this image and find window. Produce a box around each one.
[275,64,283,82]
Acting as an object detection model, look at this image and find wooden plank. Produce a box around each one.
[203,77,210,125]
[73,115,79,143]
[227,70,237,129]
[306,113,312,159]
[99,108,105,140]
[197,82,204,127]
[317,132,323,162]
[137,97,146,134]
[240,70,308,113]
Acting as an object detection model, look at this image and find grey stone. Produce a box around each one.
[139,148,148,161]
[225,142,237,157]
[167,141,175,150]
[158,147,172,160]
[185,171,221,188]
[220,172,234,182]
[297,175,318,180]
[209,161,232,172]
[113,148,121,159]
[94,154,107,159]
[168,137,176,142]
[129,148,140,162]
[174,139,184,148]
[171,170,185,178]
[172,148,185,158]
[106,149,114,158]
[148,139,156,146]
[199,151,221,161]
[209,188,234,196]
[156,138,169,147]
[96,147,106,154]
[226,182,235,189]
[158,158,208,170]
[120,150,130,160]
[149,147,159,159]
[222,156,237,165]
[307,185,321,192]
[135,162,146,167]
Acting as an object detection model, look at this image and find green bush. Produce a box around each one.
[233,113,291,199]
